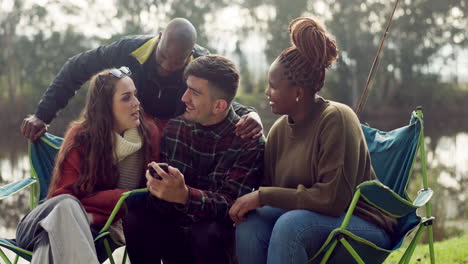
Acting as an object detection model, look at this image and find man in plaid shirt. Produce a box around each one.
[124,55,264,264]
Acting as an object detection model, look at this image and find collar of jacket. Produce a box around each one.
[130,35,195,65]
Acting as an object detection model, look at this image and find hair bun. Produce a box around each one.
[288,17,339,69]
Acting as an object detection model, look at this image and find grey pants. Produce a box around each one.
[16,194,99,264]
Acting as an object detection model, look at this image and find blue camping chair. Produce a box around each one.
[308,108,435,264]
[0,133,148,264]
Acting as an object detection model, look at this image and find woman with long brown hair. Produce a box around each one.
[229,17,396,263]
[15,67,160,264]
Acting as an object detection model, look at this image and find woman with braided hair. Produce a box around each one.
[229,17,396,263]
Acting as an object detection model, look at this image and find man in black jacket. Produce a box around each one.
[21,18,262,140]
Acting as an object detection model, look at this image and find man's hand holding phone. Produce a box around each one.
[146,162,189,205]
[148,163,169,180]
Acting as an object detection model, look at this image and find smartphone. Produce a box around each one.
[147,163,169,179]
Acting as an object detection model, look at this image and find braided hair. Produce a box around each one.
[279,17,339,93]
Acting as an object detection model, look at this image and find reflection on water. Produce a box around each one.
[0,155,30,228]
[431,133,468,223]
[0,116,467,260]
[0,141,30,263]
[435,134,468,185]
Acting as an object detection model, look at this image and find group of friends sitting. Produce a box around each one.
[18,17,396,264]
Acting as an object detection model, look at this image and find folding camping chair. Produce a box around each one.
[0,133,148,264]
[308,107,436,264]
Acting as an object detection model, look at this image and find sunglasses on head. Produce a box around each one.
[96,66,132,89]
[109,66,132,78]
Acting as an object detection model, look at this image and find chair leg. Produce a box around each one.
[103,239,115,264]
[0,248,13,264]
[319,240,338,264]
[417,109,436,264]
[340,238,365,264]
[427,225,436,264]
[121,247,128,264]
[399,225,425,264]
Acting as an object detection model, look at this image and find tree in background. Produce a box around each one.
[114,0,234,52]
[0,0,94,128]
[240,0,468,110]
[234,40,254,94]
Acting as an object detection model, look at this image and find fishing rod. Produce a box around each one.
[355,0,401,117]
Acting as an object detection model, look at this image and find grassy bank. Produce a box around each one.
[384,232,468,263]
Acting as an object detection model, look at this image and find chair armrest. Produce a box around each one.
[99,188,149,233]
[357,180,421,217]
[412,188,433,207]
[0,178,36,200]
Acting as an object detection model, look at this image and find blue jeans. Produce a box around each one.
[236,206,392,264]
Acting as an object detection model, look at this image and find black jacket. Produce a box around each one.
[35,35,212,123]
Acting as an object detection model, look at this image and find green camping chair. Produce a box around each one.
[0,133,148,264]
[308,107,435,264]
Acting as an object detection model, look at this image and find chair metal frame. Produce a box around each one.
[308,108,436,264]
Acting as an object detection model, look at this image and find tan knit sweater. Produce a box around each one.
[259,98,396,235]
[114,128,144,189]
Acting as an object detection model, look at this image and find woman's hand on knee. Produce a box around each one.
[229,190,261,224]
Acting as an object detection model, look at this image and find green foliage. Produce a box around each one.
[384,232,468,264]
[235,90,278,133]
[234,41,252,93]
[2,0,468,113]
[327,0,468,108]
[239,0,468,111]
[113,0,232,51]
[0,0,92,115]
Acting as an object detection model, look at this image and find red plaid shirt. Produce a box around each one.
[161,108,264,222]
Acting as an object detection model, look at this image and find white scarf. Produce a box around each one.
[114,128,142,164]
